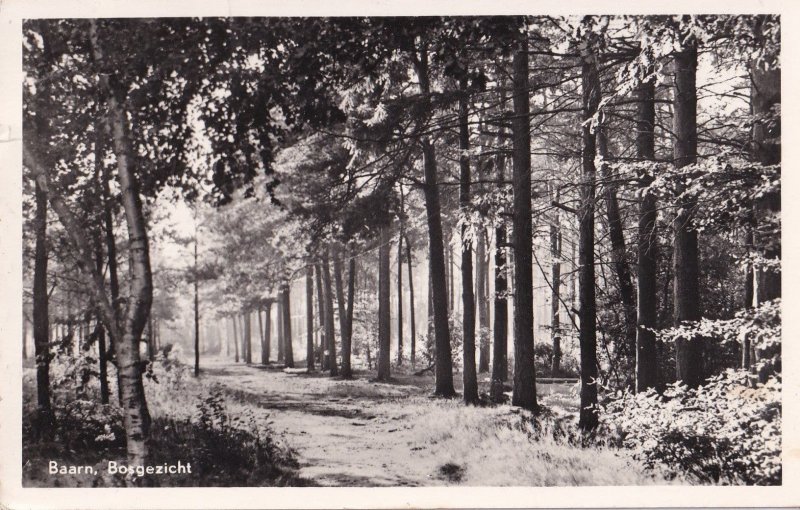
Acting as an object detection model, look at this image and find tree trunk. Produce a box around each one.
[281,284,294,368]
[672,38,704,389]
[397,217,404,365]
[477,228,490,373]
[491,86,510,403]
[510,30,537,412]
[413,45,455,397]
[306,265,315,371]
[597,124,637,363]
[244,311,252,364]
[193,239,200,376]
[277,299,284,363]
[32,181,53,428]
[578,44,600,430]
[315,264,328,369]
[405,235,417,366]
[377,225,392,381]
[257,307,265,364]
[635,78,659,392]
[322,251,337,375]
[343,249,356,378]
[459,72,479,404]
[333,245,349,376]
[549,194,562,377]
[233,315,240,362]
[264,301,272,364]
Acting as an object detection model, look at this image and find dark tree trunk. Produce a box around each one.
[33,181,53,427]
[343,249,356,378]
[281,284,294,368]
[510,30,537,412]
[672,38,704,389]
[233,315,240,362]
[193,238,200,376]
[333,245,349,376]
[377,225,392,381]
[315,264,328,369]
[257,307,264,364]
[459,72,479,404]
[578,45,600,430]
[397,218,404,365]
[635,78,659,392]
[491,87,509,402]
[244,311,252,364]
[306,265,315,371]
[549,197,562,377]
[413,46,455,397]
[477,228,490,373]
[277,299,284,363]
[597,125,637,363]
[405,235,417,366]
[264,301,272,364]
[322,251,338,375]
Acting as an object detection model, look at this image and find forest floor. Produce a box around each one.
[186,357,668,486]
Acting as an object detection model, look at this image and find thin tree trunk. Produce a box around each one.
[377,225,392,381]
[277,299,284,363]
[306,265,315,371]
[322,251,337,375]
[459,72,478,404]
[315,263,328,369]
[491,81,509,403]
[635,77,659,392]
[578,43,600,430]
[233,315,239,362]
[413,45,455,397]
[281,284,294,368]
[193,237,200,376]
[672,37,703,389]
[477,228,490,373]
[258,307,265,364]
[343,249,356,378]
[32,181,53,428]
[405,235,416,366]
[333,245,349,376]
[510,29,537,412]
[264,301,272,364]
[550,193,562,377]
[244,311,252,364]
[397,214,404,365]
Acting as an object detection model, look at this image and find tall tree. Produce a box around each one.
[578,31,601,430]
[672,34,703,388]
[510,25,537,412]
[32,181,53,429]
[322,251,338,375]
[377,225,392,381]
[306,265,315,371]
[281,284,294,368]
[635,75,659,392]
[459,69,479,405]
[405,235,417,366]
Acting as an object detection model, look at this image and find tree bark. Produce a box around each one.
[315,263,328,369]
[549,192,562,377]
[263,301,272,364]
[578,43,600,430]
[343,249,356,378]
[281,284,294,368]
[277,299,284,363]
[397,221,404,365]
[333,245,349,376]
[306,265,315,371]
[233,315,240,362]
[413,45,455,397]
[377,225,392,381]
[477,228,490,373]
[405,235,417,366]
[491,84,509,403]
[193,235,200,376]
[322,251,338,375]
[635,78,659,392]
[510,29,537,412]
[672,38,704,389]
[32,181,53,427]
[459,72,479,404]
[244,311,252,364]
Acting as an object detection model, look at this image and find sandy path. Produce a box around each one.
[199,359,446,486]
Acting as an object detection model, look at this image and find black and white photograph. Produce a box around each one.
[1,2,796,507]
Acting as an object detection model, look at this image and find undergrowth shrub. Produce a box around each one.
[601,369,780,485]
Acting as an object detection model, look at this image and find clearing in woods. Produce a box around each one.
[195,358,662,486]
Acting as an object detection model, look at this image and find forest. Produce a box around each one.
[21,15,781,487]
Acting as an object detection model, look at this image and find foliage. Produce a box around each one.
[601,370,781,485]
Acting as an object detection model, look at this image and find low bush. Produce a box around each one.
[601,369,781,485]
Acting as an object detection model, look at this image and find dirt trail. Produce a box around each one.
[199,358,448,487]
